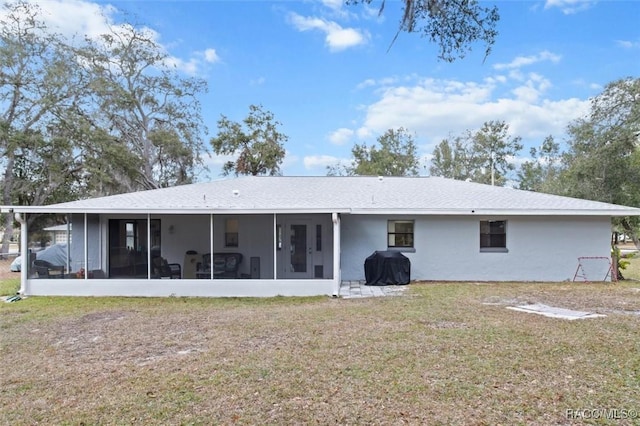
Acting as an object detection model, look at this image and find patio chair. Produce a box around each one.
[33,259,65,278]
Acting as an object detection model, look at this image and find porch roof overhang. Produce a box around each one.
[0,206,352,215]
[2,205,638,217]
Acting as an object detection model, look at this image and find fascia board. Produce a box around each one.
[1,206,352,215]
[349,208,640,216]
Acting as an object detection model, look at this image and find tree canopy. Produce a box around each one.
[430,121,522,186]
[328,127,420,176]
[347,0,500,62]
[554,77,640,245]
[80,23,207,193]
[0,0,208,253]
[211,104,288,176]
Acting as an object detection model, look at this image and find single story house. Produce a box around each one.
[2,176,640,298]
[44,223,73,245]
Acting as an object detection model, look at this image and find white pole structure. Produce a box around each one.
[273,214,277,280]
[66,214,71,274]
[210,213,214,279]
[15,213,28,295]
[84,213,88,280]
[332,212,341,297]
[147,214,151,279]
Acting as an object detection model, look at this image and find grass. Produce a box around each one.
[2,279,640,425]
[1,253,639,424]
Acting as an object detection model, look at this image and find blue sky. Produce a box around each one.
[26,0,640,178]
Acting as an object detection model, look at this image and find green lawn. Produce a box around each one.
[2,278,639,425]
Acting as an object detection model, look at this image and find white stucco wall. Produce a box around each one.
[341,214,613,282]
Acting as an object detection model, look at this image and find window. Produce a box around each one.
[480,220,507,251]
[316,224,322,251]
[225,218,239,247]
[388,220,414,248]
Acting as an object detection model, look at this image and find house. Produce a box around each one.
[2,176,640,298]
[44,223,72,245]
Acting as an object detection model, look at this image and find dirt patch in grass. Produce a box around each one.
[1,283,640,425]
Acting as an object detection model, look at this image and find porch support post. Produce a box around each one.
[66,215,71,273]
[83,213,88,280]
[147,214,151,279]
[210,213,214,279]
[332,212,341,297]
[273,214,277,280]
[16,213,28,295]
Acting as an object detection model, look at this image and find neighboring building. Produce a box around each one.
[44,224,72,245]
[2,176,639,297]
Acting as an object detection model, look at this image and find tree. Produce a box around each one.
[429,135,473,180]
[429,121,522,186]
[0,1,87,253]
[80,23,208,193]
[328,127,420,176]
[1,2,211,255]
[347,0,500,62]
[471,121,523,185]
[556,77,640,247]
[517,135,562,192]
[211,104,287,176]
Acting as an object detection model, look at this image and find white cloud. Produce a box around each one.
[2,0,117,41]
[355,75,590,148]
[616,39,640,49]
[321,0,343,11]
[494,51,562,70]
[288,12,368,51]
[303,155,341,170]
[544,0,596,14]
[203,48,220,63]
[11,0,219,76]
[328,128,354,145]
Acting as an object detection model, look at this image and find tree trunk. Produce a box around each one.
[621,217,640,250]
[1,155,16,256]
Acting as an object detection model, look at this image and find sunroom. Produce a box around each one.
[12,210,342,298]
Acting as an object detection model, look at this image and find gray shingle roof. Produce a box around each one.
[5,176,640,216]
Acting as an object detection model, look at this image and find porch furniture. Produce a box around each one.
[33,259,65,278]
[168,263,182,279]
[152,256,182,279]
[197,253,243,279]
[183,250,199,279]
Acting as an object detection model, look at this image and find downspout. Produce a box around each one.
[15,212,27,295]
[332,212,341,297]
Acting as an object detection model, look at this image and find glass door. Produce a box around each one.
[289,224,308,273]
[278,219,313,279]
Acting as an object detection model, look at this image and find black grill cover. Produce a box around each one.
[364,251,410,286]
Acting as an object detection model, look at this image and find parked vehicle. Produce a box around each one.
[9,244,69,272]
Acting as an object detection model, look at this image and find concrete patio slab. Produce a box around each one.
[507,303,606,320]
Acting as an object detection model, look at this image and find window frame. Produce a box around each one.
[387,220,415,250]
[479,220,508,253]
[224,218,239,248]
